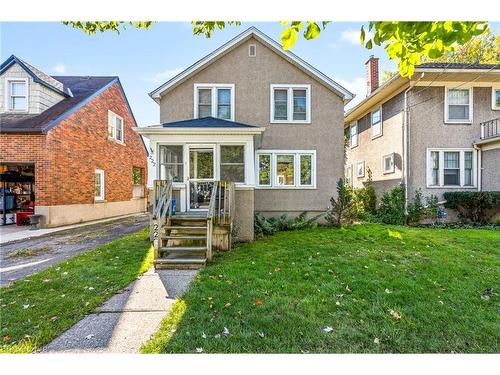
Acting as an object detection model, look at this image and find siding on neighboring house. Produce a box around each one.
[158,37,346,215]
[346,90,404,196]
[407,86,496,200]
[0,63,65,114]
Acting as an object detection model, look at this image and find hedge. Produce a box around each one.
[443,191,500,224]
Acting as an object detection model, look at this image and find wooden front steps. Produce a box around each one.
[154,214,208,270]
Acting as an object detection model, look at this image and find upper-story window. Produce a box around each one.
[349,122,358,148]
[270,84,311,124]
[108,110,124,143]
[371,107,382,138]
[6,79,28,111]
[194,84,235,121]
[445,87,473,123]
[492,87,500,110]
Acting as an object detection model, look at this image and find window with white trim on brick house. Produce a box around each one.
[108,110,124,143]
[94,169,105,201]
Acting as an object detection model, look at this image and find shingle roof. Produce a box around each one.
[416,62,500,70]
[162,117,259,128]
[0,75,118,133]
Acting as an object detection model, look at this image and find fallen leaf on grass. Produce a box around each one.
[224,303,231,308]
[23,304,30,309]
[374,337,380,345]
[196,347,203,353]
[389,309,401,320]
[202,332,207,339]
[2,336,10,343]
[222,327,230,336]
[258,332,265,338]
[255,299,264,305]
[323,326,334,333]
[385,288,392,294]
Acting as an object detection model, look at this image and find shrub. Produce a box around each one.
[254,212,321,238]
[407,189,440,224]
[377,185,406,225]
[443,191,500,225]
[326,178,356,227]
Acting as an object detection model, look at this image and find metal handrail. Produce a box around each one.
[480,117,500,139]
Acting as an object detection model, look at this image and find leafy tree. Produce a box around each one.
[63,21,490,77]
[381,70,396,84]
[422,29,500,64]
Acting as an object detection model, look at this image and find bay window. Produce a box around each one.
[427,149,476,188]
[446,87,472,123]
[271,84,311,123]
[256,150,316,188]
[194,84,234,120]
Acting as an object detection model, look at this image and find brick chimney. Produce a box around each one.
[365,55,379,96]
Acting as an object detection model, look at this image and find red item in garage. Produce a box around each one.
[16,211,32,226]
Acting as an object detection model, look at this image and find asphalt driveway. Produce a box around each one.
[0,214,149,286]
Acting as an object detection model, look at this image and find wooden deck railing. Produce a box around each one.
[480,117,500,139]
[150,180,173,256]
[207,180,235,258]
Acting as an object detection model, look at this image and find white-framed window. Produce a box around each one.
[382,153,395,174]
[371,107,382,138]
[194,83,235,121]
[270,84,311,124]
[492,87,500,110]
[256,150,316,189]
[445,87,473,123]
[220,145,245,183]
[345,165,353,187]
[5,78,28,111]
[248,44,256,57]
[426,148,476,188]
[94,169,105,201]
[349,121,358,148]
[108,110,124,143]
[356,161,365,178]
[159,145,184,182]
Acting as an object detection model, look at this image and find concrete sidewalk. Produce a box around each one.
[41,269,197,353]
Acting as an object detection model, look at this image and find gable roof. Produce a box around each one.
[0,55,70,97]
[416,62,500,71]
[162,117,259,128]
[149,27,354,104]
[1,76,118,133]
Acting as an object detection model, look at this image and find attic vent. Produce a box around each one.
[249,44,256,57]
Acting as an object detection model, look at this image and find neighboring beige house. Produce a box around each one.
[345,58,500,207]
[134,27,353,267]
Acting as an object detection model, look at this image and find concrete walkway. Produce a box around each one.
[41,269,197,353]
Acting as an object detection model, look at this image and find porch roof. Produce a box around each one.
[162,117,258,128]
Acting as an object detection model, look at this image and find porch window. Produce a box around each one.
[258,154,271,186]
[94,169,105,201]
[194,84,234,120]
[271,85,311,123]
[220,145,245,183]
[159,145,184,182]
[427,149,476,188]
[446,87,472,123]
[256,150,316,189]
[8,79,28,111]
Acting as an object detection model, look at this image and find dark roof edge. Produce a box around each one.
[0,128,44,134]
[0,55,69,98]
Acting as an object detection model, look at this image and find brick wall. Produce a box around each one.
[1,82,148,207]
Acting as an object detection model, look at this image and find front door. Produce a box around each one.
[188,146,215,210]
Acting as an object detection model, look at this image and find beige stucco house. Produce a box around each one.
[135,27,353,255]
[345,58,500,207]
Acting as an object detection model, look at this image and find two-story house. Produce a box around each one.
[135,27,353,267]
[345,57,500,211]
[0,55,148,228]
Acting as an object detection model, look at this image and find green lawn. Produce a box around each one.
[0,228,152,353]
[142,224,499,353]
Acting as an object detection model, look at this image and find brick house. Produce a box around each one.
[0,55,148,228]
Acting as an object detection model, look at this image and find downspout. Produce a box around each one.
[403,72,425,216]
[474,144,482,191]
